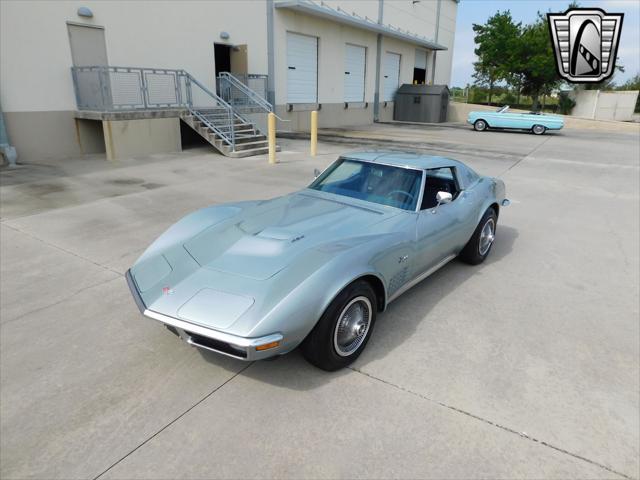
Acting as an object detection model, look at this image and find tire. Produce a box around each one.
[301,280,377,371]
[532,124,546,135]
[474,119,488,132]
[459,208,498,265]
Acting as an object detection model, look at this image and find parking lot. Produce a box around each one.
[1,123,638,479]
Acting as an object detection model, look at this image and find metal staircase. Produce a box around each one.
[181,73,280,158]
[70,66,280,158]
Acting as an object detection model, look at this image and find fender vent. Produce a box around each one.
[388,266,408,295]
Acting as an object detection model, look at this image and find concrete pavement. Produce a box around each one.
[1,125,638,479]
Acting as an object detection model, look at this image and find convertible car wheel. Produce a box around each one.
[473,119,488,132]
[301,280,377,371]
[532,124,546,135]
[459,208,498,265]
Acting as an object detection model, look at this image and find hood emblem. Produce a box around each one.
[162,286,175,295]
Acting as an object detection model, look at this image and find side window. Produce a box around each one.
[460,166,479,188]
[421,167,460,210]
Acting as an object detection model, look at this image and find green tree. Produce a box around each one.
[472,11,521,105]
[518,12,561,110]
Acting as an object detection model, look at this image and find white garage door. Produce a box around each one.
[344,44,366,102]
[287,32,318,103]
[383,52,401,101]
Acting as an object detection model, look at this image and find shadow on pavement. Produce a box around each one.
[196,224,519,390]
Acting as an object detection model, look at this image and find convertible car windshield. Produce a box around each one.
[310,158,422,211]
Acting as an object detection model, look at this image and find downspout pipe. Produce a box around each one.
[373,0,384,122]
[0,103,17,167]
[430,0,442,84]
[266,0,276,107]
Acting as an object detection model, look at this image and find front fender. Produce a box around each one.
[242,232,408,352]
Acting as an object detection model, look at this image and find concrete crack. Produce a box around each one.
[499,135,554,177]
[349,366,633,479]
[1,276,121,326]
[2,223,122,275]
[92,362,254,480]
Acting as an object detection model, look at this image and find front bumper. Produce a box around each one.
[125,270,284,361]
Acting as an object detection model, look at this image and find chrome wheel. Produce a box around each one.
[474,120,487,131]
[532,124,545,135]
[478,218,495,256]
[333,296,372,357]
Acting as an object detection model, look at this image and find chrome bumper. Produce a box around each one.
[125,270,283,361]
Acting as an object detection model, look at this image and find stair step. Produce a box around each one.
[223,146,279,158]
[233,140,269,151]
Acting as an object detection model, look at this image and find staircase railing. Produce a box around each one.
[181,72,240,150]
[71,66,248,151]
[217,72,290,134]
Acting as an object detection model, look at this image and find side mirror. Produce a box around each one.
[431,191,453,214]
[313,168,321,178]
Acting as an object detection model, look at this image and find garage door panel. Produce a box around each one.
[344,44,366,103]
[383,52,401,102]
[287,32,318,104]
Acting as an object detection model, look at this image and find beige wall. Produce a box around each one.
[0,0,268,113]
[103,118,181,160]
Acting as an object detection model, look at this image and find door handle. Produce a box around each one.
[288,66,296,70]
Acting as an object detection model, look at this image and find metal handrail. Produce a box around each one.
[218,72,273,112]
[70,66,280,151]
[218,72,290,123]
[181,72,242,149]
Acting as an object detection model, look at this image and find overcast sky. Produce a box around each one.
[450,0,640,87]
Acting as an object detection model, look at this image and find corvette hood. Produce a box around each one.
[182,192,394,280]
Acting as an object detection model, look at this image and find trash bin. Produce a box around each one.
[394,84,449,123]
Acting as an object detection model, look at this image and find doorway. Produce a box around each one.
[214,43,231,77]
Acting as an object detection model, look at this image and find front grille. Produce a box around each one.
[186,332,248,358]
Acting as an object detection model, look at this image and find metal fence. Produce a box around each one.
[71,66,191,111]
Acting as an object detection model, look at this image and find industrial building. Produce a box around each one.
[0,0,458,161]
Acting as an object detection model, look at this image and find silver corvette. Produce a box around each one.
[126,151,509,370]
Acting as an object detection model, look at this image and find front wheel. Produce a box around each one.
[532,124,546,135]
[474,119,488,132]
[301,281,377,371]
[459,208,498,265]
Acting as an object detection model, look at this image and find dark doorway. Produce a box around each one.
[214,43,231,77]
[413,68,426,85]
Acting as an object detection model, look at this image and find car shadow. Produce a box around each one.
[196,225,519,390]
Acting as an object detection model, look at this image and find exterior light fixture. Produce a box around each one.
[219,31,230,40]
[77,6,93,18]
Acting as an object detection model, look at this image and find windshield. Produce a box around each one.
[309,158,422,211]
[497,105,510,113]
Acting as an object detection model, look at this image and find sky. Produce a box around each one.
[451,0,640,87]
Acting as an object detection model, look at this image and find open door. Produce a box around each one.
[230,44,248,75]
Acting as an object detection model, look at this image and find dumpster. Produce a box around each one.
[394,84,449,123]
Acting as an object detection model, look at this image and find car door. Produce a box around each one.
[412,167,477,278]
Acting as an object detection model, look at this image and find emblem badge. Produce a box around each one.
[547,8,623,83]
[162,286,175,295]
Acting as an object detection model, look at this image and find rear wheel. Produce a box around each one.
[459,208,497,265]
[301,280,377,371]
[474,119,488,132]
[532,124,546,135]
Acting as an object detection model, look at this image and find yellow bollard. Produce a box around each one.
[310,110,318,157]
[268,112,276,164]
